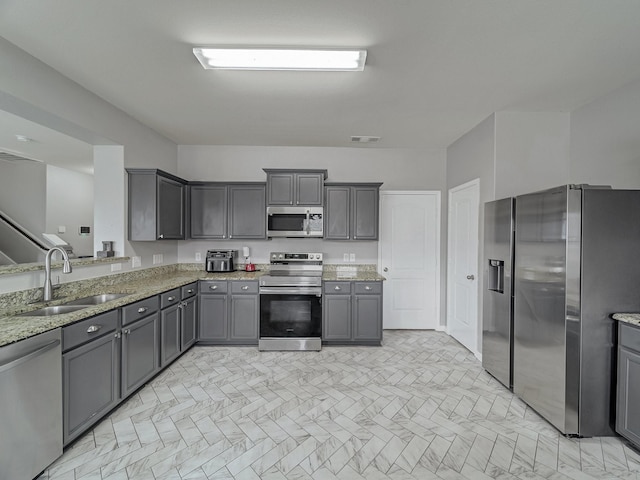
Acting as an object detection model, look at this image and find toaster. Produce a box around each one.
[205,250,237,272]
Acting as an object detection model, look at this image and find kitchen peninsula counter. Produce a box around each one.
[0,263,385,347]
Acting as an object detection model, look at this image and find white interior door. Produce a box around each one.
[447,179,479,354]
[379,191,440,330]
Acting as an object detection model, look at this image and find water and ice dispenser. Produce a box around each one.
[487,259,505,293]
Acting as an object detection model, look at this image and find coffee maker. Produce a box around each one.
[205,250,237,272]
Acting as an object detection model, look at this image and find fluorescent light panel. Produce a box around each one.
[193,47,367,71]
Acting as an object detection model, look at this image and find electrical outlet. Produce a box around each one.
[58,225,66,234]
[343,253,349,262]
[153,254,163,264]
[350,253,356,262]
[132,256,141,268]
[195,252,202,262]
[111,263,122,272]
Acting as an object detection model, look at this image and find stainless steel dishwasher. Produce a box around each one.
[0,328,62,479]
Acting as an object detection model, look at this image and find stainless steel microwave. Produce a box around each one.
[266,206,324,238]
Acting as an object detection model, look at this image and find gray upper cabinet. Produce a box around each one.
[228,184,266,239]
[324,183,382,240]
[127,169,187,241]
[190,184,227,239]
[264,169,327,206]
[189,183,266,240]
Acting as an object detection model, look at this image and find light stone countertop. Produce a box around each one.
[0,264,384,347]
[612,313,640,328]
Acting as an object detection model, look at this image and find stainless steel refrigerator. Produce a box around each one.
[513,184,640,436]
[482,197,515,390]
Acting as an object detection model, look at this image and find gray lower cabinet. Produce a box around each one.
[160,304,181,367]
[62,310,120,446]
[127,168,187,241]
[160,285,198,367]
[322,281,382,345]
[121,313,160,398]
[199,280,258,344]
[617,322,640,448]
[324,183,382,240]
[189,183,266,239]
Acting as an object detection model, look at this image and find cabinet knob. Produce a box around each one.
[168,296,176,302]
[334,286,341,291]
[229,235,232,238]
[365,286,372,291]
[241,285,249,290]
[210,285,218,290]
[137,307,147,313]
[123,329,130,335]
[187,289,193,294]
[158,234,164,239]
[115,332,121,339]
[86,325,101,333]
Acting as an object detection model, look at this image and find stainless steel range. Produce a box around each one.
[259,252,323,351]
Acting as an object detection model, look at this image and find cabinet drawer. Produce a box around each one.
[620,322,640,351]
[63,309,119,352]
[122,296,159,325]
[199,281,228,294]
[324,282,352,295]
[161,288,181,309]
[181,282,198,299]
[231,281,258,294]
[354,282,382,295]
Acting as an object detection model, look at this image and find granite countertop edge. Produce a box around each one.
[0,267,385,347]
[612,313,640,327]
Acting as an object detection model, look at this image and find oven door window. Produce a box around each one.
[260,294,322,337]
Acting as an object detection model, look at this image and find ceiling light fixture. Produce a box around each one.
[193,47,367,71]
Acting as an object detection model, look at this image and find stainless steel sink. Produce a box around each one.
[20,305,88,316]
[64,293,129,306]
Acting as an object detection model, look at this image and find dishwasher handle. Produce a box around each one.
[0,339,60,374]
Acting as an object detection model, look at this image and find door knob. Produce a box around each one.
[466,274,475,280]
[383,267,388,272]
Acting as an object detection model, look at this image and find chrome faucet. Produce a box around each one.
[43,247,72,301]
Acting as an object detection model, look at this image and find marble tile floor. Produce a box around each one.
[37,330,640,479]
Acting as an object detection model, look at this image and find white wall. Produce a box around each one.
[177,145,447,266]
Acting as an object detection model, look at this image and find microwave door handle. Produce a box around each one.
[306,210,311,235]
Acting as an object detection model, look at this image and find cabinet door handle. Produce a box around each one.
[137,307,148,313]
[365,286,372,291]
[229,235,232,238]
[86,325,101,333]
[334,286,341,291]
[123,329,130,335]
[210,285,218,290]
[158,234,164,239]
[115,332,121,339]
[187,289,193,294]
[167,296,176,302]
[241,285,249,290]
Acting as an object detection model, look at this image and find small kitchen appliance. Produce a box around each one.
[259,252,323,351]
[242,246,256,272]
[205,250,237,272]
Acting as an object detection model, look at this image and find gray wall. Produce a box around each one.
[46,165,94,257]
[570,79,640,187]
[0,160,46,235]
[177,145,447,267]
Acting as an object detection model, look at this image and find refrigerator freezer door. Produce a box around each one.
[482,197,514,389]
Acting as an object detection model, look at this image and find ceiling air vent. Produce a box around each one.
[350,136,380,144]
[0,152,41,163]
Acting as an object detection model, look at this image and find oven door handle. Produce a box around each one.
[259,287,322,296]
